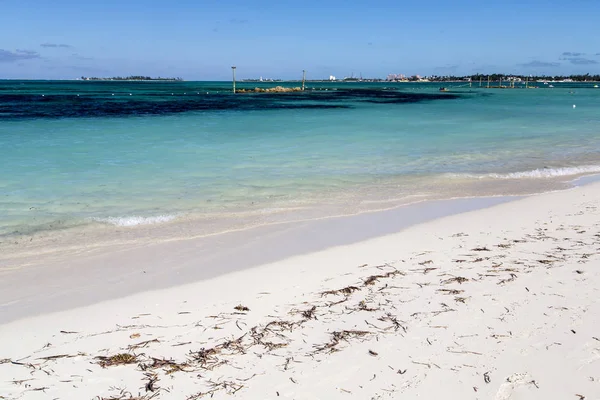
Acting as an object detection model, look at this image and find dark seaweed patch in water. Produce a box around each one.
[0,94,347,119]
[0,89,461,120]
[355,89,460,104]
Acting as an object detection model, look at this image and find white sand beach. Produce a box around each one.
[1,182,600,399]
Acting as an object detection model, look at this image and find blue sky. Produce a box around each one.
[1,0,599,80]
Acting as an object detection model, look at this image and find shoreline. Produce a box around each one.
[2,167,597,270]
[2,174,600,324]
[0,195,517,324]
[1,179,599,399]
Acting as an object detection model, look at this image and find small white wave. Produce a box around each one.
[449,165,600,180]
[92,215,176,227]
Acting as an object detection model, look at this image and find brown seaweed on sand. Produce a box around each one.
[441,276,469,285]
[96,353,139,368]
[437,288,464,295]
[363,270,404,286]
[140,357,190,374]
[471,247,491,252]
[378,313,407,333]
[321,286,360,297]
[300,306,317,320]
[188,347,223,370]
[94,389,159,400]
[314,330,371,353]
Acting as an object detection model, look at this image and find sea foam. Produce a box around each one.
[449,165,600,180]
[92,215,176,227]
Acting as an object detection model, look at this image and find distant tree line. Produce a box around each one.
[428,73,600,82]
[81,76,183,81]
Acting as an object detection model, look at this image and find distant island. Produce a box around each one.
[78,73,600,83]
[420,73,600,83]
[238,73,600,84]
[241,78,283,83]
[361,73,600,83]
[80,76,183,81]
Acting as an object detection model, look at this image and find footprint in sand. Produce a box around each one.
[494,373,534,400]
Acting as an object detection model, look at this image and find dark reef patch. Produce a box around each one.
[0,87,462,120]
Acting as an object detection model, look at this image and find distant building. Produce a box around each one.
[329,75,336,81]
[386,73,406,81]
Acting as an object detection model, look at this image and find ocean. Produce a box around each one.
[1,80,600,258]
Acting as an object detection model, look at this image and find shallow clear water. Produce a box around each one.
[1,80,600,242]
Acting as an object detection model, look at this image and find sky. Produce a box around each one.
[1,0,599,80]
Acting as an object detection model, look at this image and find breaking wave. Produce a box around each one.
[92,215,177,227]
[449,165,600,180]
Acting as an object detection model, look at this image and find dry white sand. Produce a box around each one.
[1,183,600,399]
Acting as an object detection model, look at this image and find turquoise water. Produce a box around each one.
[1,80,600,243]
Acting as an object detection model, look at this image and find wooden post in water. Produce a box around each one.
[231,66,236,94]
[479,76,482,87]
[526,76,529,89]
[499,76,502,88]
[302,70,306,91]
[487,76,490,88]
